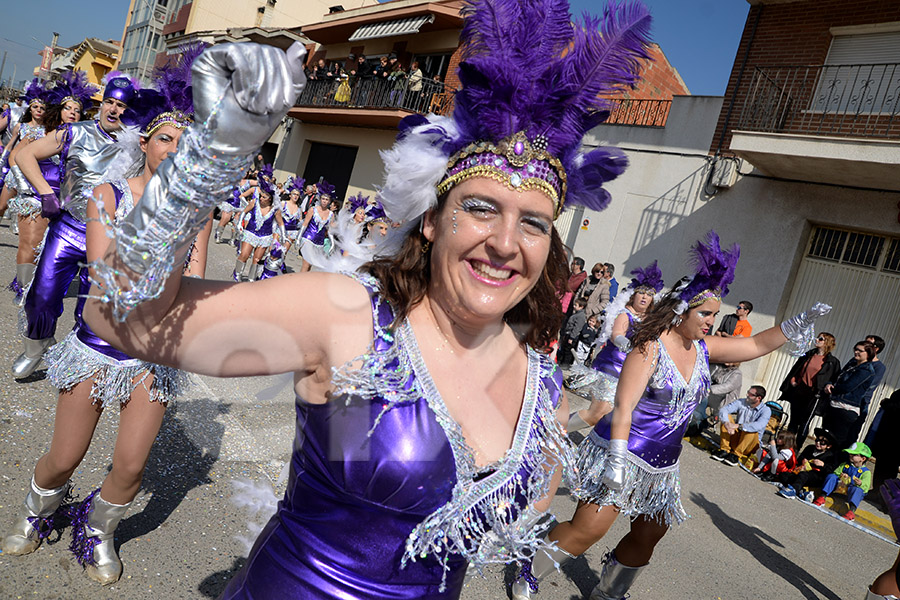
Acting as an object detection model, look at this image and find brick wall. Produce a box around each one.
[630,44,690,99]
[709,0,900,155]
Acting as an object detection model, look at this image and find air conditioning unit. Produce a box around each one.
[711,158,738,188]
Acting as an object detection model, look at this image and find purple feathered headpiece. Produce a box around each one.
[286,176,305,194]
[628,260,664,294]
[20,78,50,107]
[317,179,336,198]
[365,198,389,224]
[122,44,205,135]
[257,162,274,182]
[673,231,740,312]
[46,70,98,110]
[346,192,369,213]
[258,176,276,197]
[382,0,651,224]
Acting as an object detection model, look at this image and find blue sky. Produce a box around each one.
[0,0,749,95]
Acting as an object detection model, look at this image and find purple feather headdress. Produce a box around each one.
[121,44,205,135]
[346,192,369,213]
[365,198,389,224]
[628,260,664,294]
[379,0,651,226]
[317,179,336,197]
[46,70,98,110]
[287,176,305,194]
[258,176,275,197]
[20,78,50,106]
[672,231,740,312]
[258,162,274,182]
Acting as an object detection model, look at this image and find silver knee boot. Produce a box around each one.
[71,489,131,585]
[233,259,246,282]
[14,263,35,304]
[511,542,575,599]
[1,476,71,555]
[12,336,56,379]
[589,551,647,600]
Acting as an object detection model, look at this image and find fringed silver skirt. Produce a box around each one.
[8,167,41,217]
[573,370,617,406]
[240,230,273,248]
[575,431,687,526]
[45,332,190,408]
[217,200,239,214]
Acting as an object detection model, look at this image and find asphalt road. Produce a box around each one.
[0,218,895,599]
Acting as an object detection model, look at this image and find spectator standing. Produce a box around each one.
[585,267,611,319]
[866,388,900,497]
[576,263,604,301]
[561,257,587,313]
[559,298,587,367]
[574,314,601,366]
[712,385,771,467]
[780,332,841,443]
[406,61,423,109]
[715,301,753,337]
[823,340,877,448]
[388,60,407,106]
[604,262,618,298]
[846,334,887,444]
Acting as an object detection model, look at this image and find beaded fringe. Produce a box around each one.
[45,332,189,408]
[573,369,617,406]
[576,434,686,527]
[239,230,273,248]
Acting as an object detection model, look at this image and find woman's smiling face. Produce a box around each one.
[422,177,554,326]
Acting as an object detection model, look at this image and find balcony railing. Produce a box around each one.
[296,77,454,116]
[604,98,671,127]
[736,63,900,139]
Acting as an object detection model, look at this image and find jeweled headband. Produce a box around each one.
[59,96,82,109]
[687,288,721,309]
[143,109,193,138]
[436,131,567,218]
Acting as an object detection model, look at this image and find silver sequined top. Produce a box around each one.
[60,120,120,223]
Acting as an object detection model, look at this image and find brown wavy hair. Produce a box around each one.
[362,201,569,351]
[630,292,687,352]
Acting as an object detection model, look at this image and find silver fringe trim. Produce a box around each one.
[239,230,273,248]
[575,433,687,527]
[44,331,190,408]
[572,370,616,406]
[331,273,578,591]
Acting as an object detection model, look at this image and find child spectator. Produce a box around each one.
[812,441,873,521]
[777,427,840,501]
[574,314,601,366]
[752,430,797,481]
[559,298,587,367]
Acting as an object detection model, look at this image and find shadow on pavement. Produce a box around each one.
[199,556,246,598]
[691,491,842,600]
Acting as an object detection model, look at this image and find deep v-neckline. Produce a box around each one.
[399,318,539,474]
[659,338,699,385]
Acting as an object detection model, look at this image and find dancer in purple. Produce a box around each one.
[234,171,284,281]
[566,261,664,432]
[298,179,334,272]
[512,232,832,600]
[81,0,658,594]
[0,50,206,586]
[280,176,304,254]
[7,72,96,299]
[10,73,136,379]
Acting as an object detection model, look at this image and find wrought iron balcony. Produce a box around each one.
[736,63,900,139]
[295,77,454,117]
[604,98,671,127]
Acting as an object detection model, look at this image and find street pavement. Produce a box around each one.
[0,218,895,599]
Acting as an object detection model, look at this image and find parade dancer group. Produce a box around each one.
[1,0,893,598]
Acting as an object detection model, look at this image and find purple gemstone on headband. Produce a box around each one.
[514,141,525,155]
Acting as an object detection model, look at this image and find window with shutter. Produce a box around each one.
[812,30,900,114]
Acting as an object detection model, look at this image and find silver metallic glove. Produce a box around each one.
[780,302,831,356]
[612,335,630,352]
[601,439,629,491]
[91,42,306,321]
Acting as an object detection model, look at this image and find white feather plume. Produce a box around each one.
[102,126,144,183]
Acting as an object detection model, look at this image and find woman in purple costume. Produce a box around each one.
[566,261,664,432]
[81,0,663,596]
[234,174,284,281]
[0,50,210,586]
[298,180,334,272]
[280,176,305,254]
[512,232,832,600]
[7,72,96,298]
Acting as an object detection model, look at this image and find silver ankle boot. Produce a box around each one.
[12,336,56,379]
[233,259,246,282]
[511,541,575,599]
[214,226,223,243]
[71,489,131,585]
[1,476,71,555]
[589,551,647,600]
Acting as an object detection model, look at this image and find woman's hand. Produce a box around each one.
[824,383,834,394]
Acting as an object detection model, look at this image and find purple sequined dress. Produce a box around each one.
[575,339,710,525]
[220,274,572,600]
[572,311,638,406]
[43,180,188,407]
[299,209,333,271]
[240,201,277,248]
